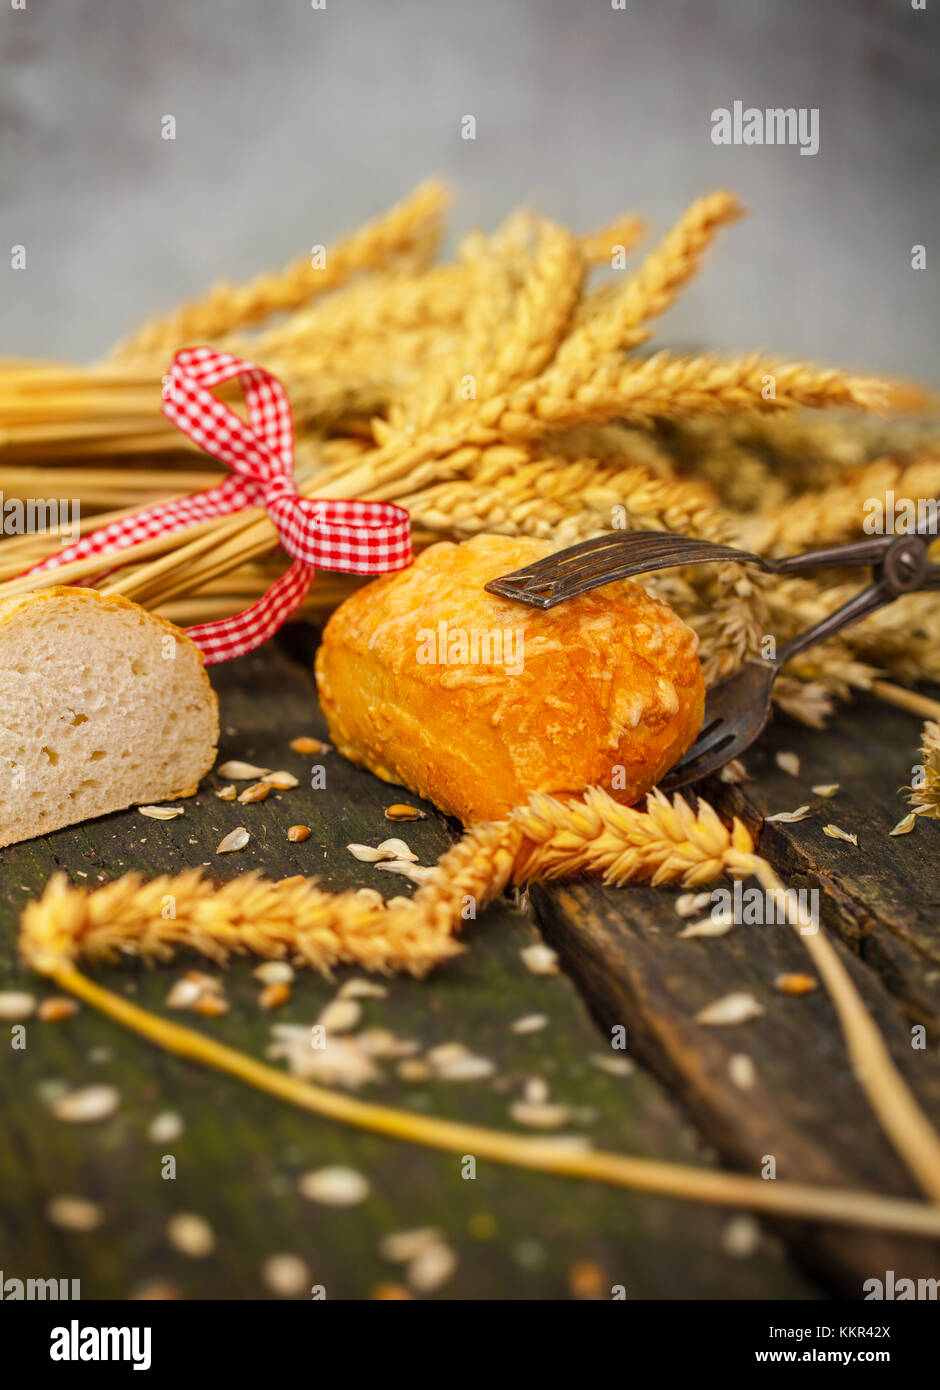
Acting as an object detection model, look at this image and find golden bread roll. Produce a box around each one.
[315,534,704,824]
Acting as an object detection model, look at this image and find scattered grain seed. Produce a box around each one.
[193,995,229,1018]
[520,943,559,976]
[569,1259,605,1299]
[694,992,765,1026]
[427,1042,469,1068]
[375,859,434,884]
[298,1166,370,1206]
[347,842,393,863]
[165,978,205,1010]
[46,1196,103,1232]
[435,1054,495,1082]
[675,891,712,918]
[890,812,918,836]
[823,824,858,845]
[376,837,418,861]
[217,760,271,779]
[812,783,839,798]
[217,826,250,853]
[510,1014,548,1034]
[290,737,329,755]
[269,1032,380,1088]
[764,805,811,824]
[718,759,749,784]
[148,1111,184,1144]
[357,1029,419,1059]
[728,1054,756,1090]
[379,1227,443,1264]
[52,1085,120,1124]
[679,911,734,939]
[511,1100,570,1129]
[238,781,271,803]
[138,804,184,820]
[38,997,79,1023]
[254,961,295,986]
[407,1241,457,1293]
[589,1053,634,1078]
[317,998,362,1033]
[259,982,291,1011]
[261,770,300,789]
[723,1214,761,1258]
[339,978,388,1000]
[215,785,237,801]
[253,967,293,989]
[775,751,800,777]
[184,970,222,991]
[384,804,426,821]
[397,1059,432,1082]
[287,824,311,842]
[167,1212,215,1257]
[775,972,818,995]
[262,1253,311,1297]
[524,1076,550,1105]
[0,990,36,1020]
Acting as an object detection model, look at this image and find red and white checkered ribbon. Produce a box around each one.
[21,348,412,663]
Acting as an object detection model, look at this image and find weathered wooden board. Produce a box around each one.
[714,705,940,1033]
[532,690,940,1297]
[0,634,818,1300]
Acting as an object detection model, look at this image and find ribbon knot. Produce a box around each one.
[22,348,412,663]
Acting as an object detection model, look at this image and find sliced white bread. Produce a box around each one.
[0,586,218,849]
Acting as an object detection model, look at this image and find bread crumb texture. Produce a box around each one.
[0,587,218,847]
[316,535,704,822]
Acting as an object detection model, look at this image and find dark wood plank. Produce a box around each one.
[532,690,940,1298]
[712,695,940,1032]
[0,635,818,1300]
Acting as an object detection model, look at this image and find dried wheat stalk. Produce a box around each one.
[492,351,901,437]
[556,190,743,362]
[110,179,450,361]
[34,955,940,1237]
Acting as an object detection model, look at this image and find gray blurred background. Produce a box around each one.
[1,0,937,377]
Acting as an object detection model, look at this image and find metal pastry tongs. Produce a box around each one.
[484,527,940,790]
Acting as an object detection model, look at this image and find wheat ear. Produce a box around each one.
[578,213,646,267]
[553,191,744,366]
[493,352,909,439]
[110,180,450,360]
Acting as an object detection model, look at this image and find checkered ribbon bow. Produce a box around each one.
[23,348,412,663]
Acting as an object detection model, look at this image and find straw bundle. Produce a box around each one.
[0,178,937,728]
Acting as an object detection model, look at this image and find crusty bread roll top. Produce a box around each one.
[316,534,704,824]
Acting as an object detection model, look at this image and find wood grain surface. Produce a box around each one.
[0,633,819,1300]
